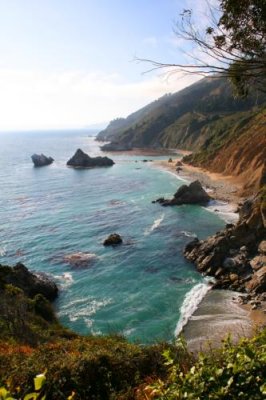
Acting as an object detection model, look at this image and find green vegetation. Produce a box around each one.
[0,265,265,399]
[143,331,266,399]
[0,336,174,400]
[97,77,266,152]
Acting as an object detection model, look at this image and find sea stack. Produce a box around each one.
[67,148,114,168]
[155,180,211,206]
[103,233,123,246]
[31,154,54,167]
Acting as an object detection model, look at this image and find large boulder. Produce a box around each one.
[172,181,211,205]
[245,266,266,293]
[103,233,123,246]
[31,153,54,167]
[184,190,266,296]
[156,180,211,206]
[0,263,58,301]
[67,149,114,168]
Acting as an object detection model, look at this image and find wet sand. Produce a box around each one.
[183,290,266,353]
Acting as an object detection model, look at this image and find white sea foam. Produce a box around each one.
[157,167,189,183]
[205,200,239,223]
[144,213,165,236]
[59,297,112,324]
[123,327,136,337]
[0,246,7,256]
[181,231,197,238]
[174,278,214,337]
[54,272,74,289]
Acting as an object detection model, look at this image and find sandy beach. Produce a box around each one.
[154,156,244,205]
[183,290,266,353]
[151,153,266,348]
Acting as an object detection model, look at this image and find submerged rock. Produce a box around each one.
[0,262,58,301]
[31,153,54,167]
[103,233,123,246]
[155,180,211,206]
[67,148,114,168]
[63,252,97,268]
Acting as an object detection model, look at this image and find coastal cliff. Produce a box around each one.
[97,77,266,195]
[184,183,266,302]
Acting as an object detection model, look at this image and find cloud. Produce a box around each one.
[0,68,200,130]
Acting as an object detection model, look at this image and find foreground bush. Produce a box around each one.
[0,336,187,400]
[141,329,266,400]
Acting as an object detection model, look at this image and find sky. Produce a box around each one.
[0,0,217,130]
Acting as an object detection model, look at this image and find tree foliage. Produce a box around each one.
[139,0,266,95]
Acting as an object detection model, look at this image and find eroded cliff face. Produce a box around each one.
[186,109,266,196]
[184,185,266,302]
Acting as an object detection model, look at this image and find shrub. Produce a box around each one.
[143,329,266,399]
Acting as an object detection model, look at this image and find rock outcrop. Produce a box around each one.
[31,154,54,167]
[184,188,266,300]
[103,233,123,246]
[67,149,114,168]
[155,180,211,206]
[0,262,58,301]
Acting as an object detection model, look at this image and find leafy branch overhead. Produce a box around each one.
[139,0,266,95]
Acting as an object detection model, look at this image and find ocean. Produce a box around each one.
[0,129,228,343]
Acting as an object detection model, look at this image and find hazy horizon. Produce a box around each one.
[0,0,217,130]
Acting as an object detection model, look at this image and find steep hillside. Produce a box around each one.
[184,107,266,195]
[97,76,266,194]
[97,77,265,151]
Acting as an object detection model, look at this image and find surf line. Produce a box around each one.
[144,213,165,236]
[174,277,214,337]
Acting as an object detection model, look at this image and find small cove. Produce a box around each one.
[0,130,227,343]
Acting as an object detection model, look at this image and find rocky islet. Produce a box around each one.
[31,153,54,167]
[67,148,114,168]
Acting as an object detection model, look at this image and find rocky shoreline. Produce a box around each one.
[153,155,266,334]
[184,192,266,307]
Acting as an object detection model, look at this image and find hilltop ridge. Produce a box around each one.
[97,76,266,195]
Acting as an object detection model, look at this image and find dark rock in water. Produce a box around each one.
[172,181,211,205]
[103,233,123,246]
[67,148,114,168]
[152,197,165,204]
[100,142,132,151]
[155,180,211,206]
[0,262,58,301]
[31,153,54,167]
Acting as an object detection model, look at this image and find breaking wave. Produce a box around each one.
[174,278,214,337]
[144,213,164,236]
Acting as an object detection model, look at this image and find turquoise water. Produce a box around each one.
[0,130,225,343]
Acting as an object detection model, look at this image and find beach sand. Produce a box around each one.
[151,154,266,349]
[183,290,266,353]
[154,157,244,204]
